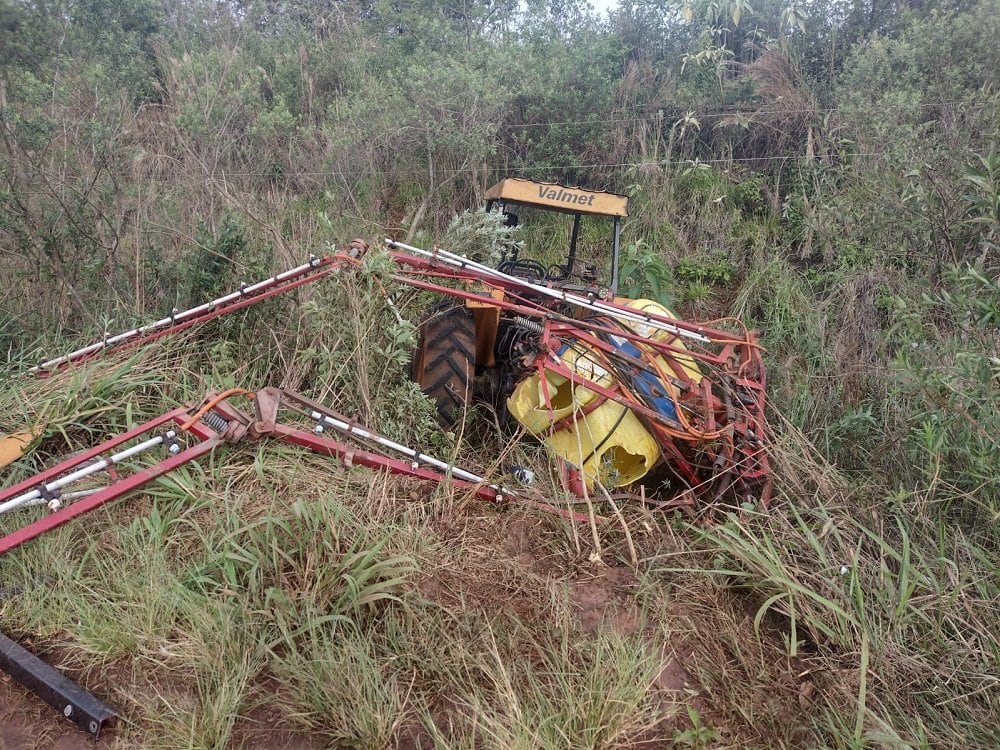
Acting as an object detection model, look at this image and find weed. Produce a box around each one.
[618,239,674,306]
[672,706,720,748]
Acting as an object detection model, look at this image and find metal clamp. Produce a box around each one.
[38,484,62,512]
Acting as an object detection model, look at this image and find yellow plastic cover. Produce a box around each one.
[619,299,703,385]
[508,372,659,488]
[0,428,40,469]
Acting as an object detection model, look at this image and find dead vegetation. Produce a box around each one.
[2,1,1000,747]
[2,271,996,749]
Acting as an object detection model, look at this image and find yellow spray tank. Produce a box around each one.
[507,299,702,489]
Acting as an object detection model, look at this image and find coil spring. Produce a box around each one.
[201,411,230,433]
[513,316,543,334]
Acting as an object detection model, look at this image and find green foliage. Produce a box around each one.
[839,1,1000,119]
[440,208,522,266]
[2,2,1000,747]
[273,627,408,746]
[618,240,673,306]
[675,254,734,285]
[504,28,625,182]
[728,175,766,217]
[889,264,1000,520]
[294,248,439,445]
[189,490,416,646]
[184,215,248,306]
[467,630,664,749]
[678,481,1000,747]
[671,706,720,748]
[73,0,162,96]
[963,149,1000,251]
[674,162,726,199]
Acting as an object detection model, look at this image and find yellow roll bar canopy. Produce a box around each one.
[484,178,629,293]
[485,178,628,217]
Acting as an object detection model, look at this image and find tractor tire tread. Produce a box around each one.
[412,305,476,424]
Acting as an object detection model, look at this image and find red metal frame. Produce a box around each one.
[34,254,355,376]
[388,253,772,503]
[6,243,773,533]
[270,423,503,504]
[0,408,190,502]
[61,270,335,370]
[1,392,607,557]
[0,413,221,555]
[389,250,752,342]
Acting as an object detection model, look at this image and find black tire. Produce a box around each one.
[411,304,476,424]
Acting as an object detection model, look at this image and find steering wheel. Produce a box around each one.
[498,258,547,281]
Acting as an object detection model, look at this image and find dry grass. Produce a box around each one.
[2,268,998,750]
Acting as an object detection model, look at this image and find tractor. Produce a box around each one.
[3,177,770,511]
[0,177,769,734]
[410,177,629,424]
[405,178,769,500]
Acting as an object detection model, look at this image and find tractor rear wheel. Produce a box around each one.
[411,304,476,424]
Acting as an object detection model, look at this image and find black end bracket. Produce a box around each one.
[0,631,118,738]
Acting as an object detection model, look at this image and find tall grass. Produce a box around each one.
[1,225,997,750]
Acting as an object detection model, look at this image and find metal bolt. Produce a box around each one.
[314,423,325,434]
[168,443,181,455]
[64,703,73,717]
[410,461,419,470]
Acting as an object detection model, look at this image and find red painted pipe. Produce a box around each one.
[0,434,220,555]
[270,423,502,504]
[0,409,190,504]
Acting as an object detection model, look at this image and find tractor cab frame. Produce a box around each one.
[483,178,628,296]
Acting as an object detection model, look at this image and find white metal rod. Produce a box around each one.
[30,259,323,373]
[0,431,174,515]
[386,239,711,343]
[308,411,514,498]
[406,239,707,341]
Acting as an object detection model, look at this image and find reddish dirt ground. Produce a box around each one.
[0,676,95,750]
[1,505,811,748]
